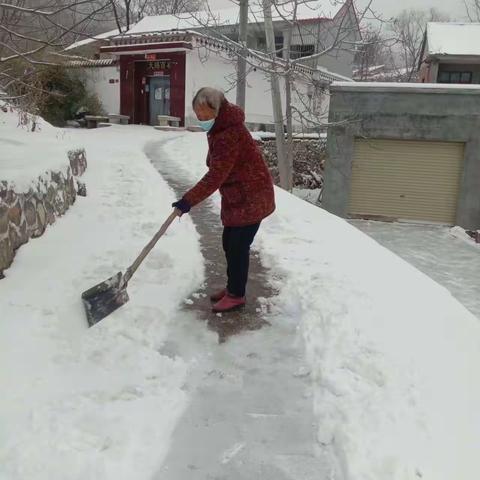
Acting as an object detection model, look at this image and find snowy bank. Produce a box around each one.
[0,106,81,192]
[258,189,480,480]
[1,107,87,275]
[163,132,480,480]
[0,126,204,479]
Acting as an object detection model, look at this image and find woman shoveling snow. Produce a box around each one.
[172,87,275,313]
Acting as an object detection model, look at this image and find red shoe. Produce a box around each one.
[212,294,246,313]
[210,288,227,302]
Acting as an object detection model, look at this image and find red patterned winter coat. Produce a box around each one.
[183,101,275,227]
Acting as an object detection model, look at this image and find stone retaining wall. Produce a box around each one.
[257,138,326,189]
[0,149,87,278]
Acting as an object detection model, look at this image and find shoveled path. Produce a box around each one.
[146,138,329,479]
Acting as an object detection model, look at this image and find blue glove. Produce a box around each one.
[172,198,191,214]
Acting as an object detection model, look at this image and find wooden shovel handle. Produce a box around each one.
[123,209,179,284]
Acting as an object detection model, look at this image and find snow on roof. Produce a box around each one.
[65,27,126,51]
[128,1,342,35]
[426,22,480,57]
[65,58,117,68]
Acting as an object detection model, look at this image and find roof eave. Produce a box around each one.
[427,53,480,63]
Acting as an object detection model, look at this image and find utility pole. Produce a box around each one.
[236,0,248,109]
[263,0,290,190]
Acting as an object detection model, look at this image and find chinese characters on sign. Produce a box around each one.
[147,61,171,71]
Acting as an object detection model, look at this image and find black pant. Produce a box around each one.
[222,223,260,297]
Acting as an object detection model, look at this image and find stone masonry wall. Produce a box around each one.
[0,149,87,278]
[257,139,327,189]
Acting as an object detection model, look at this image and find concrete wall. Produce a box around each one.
[323,83,480,229]
[80,66,120,115]
[185,46,319,129]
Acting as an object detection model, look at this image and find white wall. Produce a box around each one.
[80,66,120,115]
[185,46,318,130]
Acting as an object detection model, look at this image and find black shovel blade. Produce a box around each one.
[81,272,130,327]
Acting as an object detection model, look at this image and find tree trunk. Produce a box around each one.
[262,0,290,190]
[236,0,248,109]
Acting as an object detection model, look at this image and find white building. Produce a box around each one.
[65,2,356,128]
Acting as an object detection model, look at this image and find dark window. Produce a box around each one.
[256,35,283,57]
[438,70,473,84]
[290,44,315,59]
[275,35,283,58]
[451,72,461,83]
[226,33,239,42]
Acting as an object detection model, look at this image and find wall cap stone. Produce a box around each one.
[332,82,480,96]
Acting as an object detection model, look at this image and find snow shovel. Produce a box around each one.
[82,210,178,327]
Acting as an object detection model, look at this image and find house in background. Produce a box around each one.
[419,23,480,84]
[98,30,351,128]
[64,1,357,127]
[151,0,360,78]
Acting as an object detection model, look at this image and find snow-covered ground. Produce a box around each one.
[0,124,204,479]
[165,133,480,480]
[351,221,480,320]
[2,122,480,480]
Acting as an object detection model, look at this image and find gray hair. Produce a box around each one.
[192,87,225,114]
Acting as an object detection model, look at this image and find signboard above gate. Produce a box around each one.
[145,53,156,61]
[147,60,171,71]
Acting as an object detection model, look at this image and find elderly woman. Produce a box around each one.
[173,87,275,313]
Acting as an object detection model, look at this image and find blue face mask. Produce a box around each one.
[198,118,215,132]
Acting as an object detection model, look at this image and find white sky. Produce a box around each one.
[205,0,470,21]
[357,0,468,20]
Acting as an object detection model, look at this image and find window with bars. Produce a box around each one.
[438,71,473,84]
[290,44,315,59]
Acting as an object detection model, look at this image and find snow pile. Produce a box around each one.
[450,225,480,248]
[164,132,480,480]
[0,106,79,192]
[292,187,321,204]
[0,126,204,479]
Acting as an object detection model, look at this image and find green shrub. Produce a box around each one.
[36,65,104,126]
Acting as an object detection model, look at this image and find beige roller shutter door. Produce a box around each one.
[348,139,464,224]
